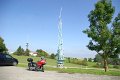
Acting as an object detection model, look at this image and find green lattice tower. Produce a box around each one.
[57,8,64,68]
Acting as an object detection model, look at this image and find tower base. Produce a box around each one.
[57,63,64,68]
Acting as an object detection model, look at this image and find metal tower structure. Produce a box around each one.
[26,43,29,50]
[57,8,64,68]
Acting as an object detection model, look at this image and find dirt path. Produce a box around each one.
[0,66,120,80]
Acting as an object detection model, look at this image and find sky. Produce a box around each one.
[0,0,120,58]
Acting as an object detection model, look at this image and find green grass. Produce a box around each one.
[12,55,120,76]
[87,62,96,68]
[43,67,120,76]
[57,68,120,76]
[12,55,83,67]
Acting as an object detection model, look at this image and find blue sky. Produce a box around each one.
[0,0,120,58]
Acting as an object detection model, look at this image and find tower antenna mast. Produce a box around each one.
[57,7,64,68]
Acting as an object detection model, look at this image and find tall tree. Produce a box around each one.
[50,53,56,59]
[94,54,103,62]
[83,0,115,72]
[0,37,8,53]
[109,13,120,65]
[112,13,120,55]
[13,46,24,56]
[24,49,30,56]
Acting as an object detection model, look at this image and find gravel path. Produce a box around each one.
[0,66,120,80]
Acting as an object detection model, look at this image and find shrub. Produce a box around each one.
[77,60,88,66]
[113,65,120,69]
[82,60,88,66]
[93,62,104,68]
[50,53,55,59]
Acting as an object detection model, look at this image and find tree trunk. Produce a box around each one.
[104,59,108,72]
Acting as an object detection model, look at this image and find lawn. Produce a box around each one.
[58,68,120,76]
[12,55,83,67]
[12,55,120,76]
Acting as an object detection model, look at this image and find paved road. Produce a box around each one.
[0,66,120,80]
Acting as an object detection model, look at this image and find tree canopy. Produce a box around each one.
[36,49,49,57]
[83,0,120,72]
[24,49,30,56]
[0,37,8,53]
[13,46,24,56]
[111,13,120,55]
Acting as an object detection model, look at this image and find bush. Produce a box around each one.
[113,65,120,69]
[82,60,88,66]
[88,58,92,62]
[77,60,88,66]
[36,49,49,57]
[67,57,71,63]
[93,62,104,68]
[108,65,113,68]
[65,57,88,66]
[50,53,55,59]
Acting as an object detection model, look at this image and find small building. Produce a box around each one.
[29,52,38,56]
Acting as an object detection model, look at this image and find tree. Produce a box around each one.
[109,13,120,66]
[108,57,120,65]
[84,58,87,61]
[88,58,93,62]
[111,13,120,56]
[24,49,30,56]
[94,54,104,68]
[50,53,56,59]
[36,49,49,57]
[82,59,88,66]
[0,37,8,53]
[94,54,103,62]
[67,57,71,63]
[83,0,115,72]
[13,46,24,56]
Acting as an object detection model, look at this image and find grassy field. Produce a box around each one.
[42,66,120,76]
[12,55,84,67]
[12,55,120,76]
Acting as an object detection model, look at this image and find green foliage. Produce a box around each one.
[81,59,88,66]
[13,46,30,56]
[66,57,77,64]
[13,55,120,76]
[36,49,49,57]
[67,57,71,63]
[0,37,8,53]
[12,55,85,68]
[94,54,120,66]
[93,62,104,68]
[113,65,120,69]
[93,54,105,68]
[65,57,88,66]
[112,13,120,55]
[58,68,120,76]
[88,58,92,62]
[83,58,87,61]
[13,46,24,56]
[24,49,30,56]
[50,53,56,59]
[94,54,103,62]
[108,58,120,65]
[70,58,78,64]
[83,0,117,72]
